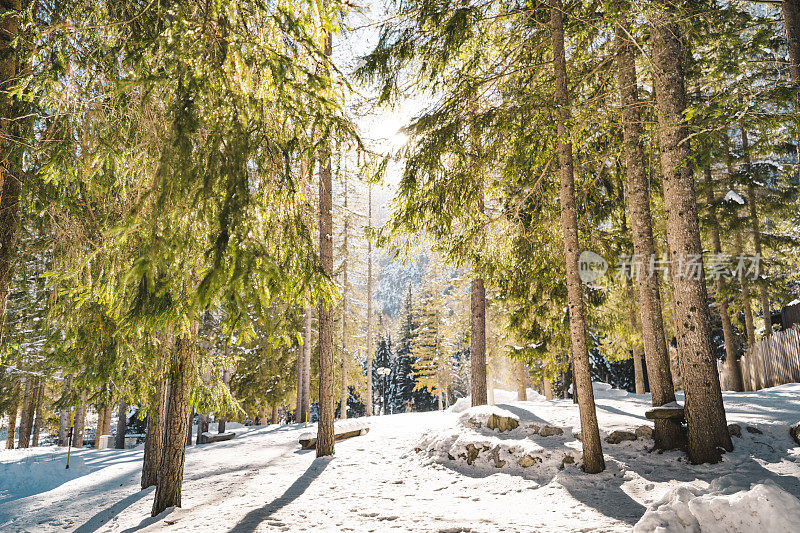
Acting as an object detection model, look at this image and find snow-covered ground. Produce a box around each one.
[1,385,800,532]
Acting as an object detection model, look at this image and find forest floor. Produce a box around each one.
[1,385,800,532]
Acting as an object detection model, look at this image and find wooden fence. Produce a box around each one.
[717,325,800,391]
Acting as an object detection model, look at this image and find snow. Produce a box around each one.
[724,190,746,205]
[1,385,800,532]
[634,475,800,533]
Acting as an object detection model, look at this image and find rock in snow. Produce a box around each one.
[634,475,800,533]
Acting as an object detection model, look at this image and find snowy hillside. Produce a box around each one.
[2,385,800,532]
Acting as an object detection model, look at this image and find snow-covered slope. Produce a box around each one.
[1,385,799,532]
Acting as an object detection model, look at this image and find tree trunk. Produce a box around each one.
[218,368,230,433]
[0,0,22,347]
[5,386,16,449]
[152,335,194,516]
[341,179,349,422]
[142,349,168,489]
[31,381,44,447]
[650,5,732,463]
[703,166,744,392]
[196,413,208,444]
[735,231,756,348]
[298,308,311,423]
[72,391,86,448]
[470,276,487,406]
[543,378,553,401]
[114,401,128,449]
[551,1,605,473]
[366,185,374,417]
[95,404,106,449]
[270,404,279,425]
[58,375,72,446]
[516,360,527,401]
[782,0,800,176]
[316,31,335,459]
[186,405,194,446]
[17,377,34,448]
[741,128,772,337]
[616,3,681,449]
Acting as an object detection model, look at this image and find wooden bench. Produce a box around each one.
[197,431,235,444]
[299,427,369,450]
[645,405,685,422]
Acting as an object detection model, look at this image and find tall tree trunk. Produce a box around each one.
[0,0,22,347]
[186,405,194,446]
[782,0,800,176]
[736,231,756,348]
[17,377,33,448]
[470,187,487,407]
[115,401,128,449]
[72,391,86,448]
[316,30,335,458]
[152,335,194,516]
[516,360,527,401]
[366,185,374,417]
[543,378,553,401]
[551,1,605,473]
[31,381,44,447]
[218,368,230,433]
[299,308,311,423]
[5,383,17,449]
[741,128,772,337]
[703,166,744,392]
[196,413,208,444]
[58,375,72,446]
[271,404,279,425]
[95,404,106,449]
[650,4,732,463]
[142,350,168,489]
[616,3,680,449]
[341,175,349,421]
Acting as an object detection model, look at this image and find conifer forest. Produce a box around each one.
[2,1,800,531]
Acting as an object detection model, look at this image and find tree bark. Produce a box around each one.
[31,381,44,447]
[551,1,605,473]
[142,349,168,489]
[196,413,208,444]
[299,308,311,423]
[114,401,127,449]
[366,185,374,417]
[152,335,194,516]
[95,404,106,449]
[782,0,800,176]
[735,231,756,348]
[543,378,553,401]
[186,405,194,446]
[616,3,681,449]
[316,31,335,459]
[703,166,743,392]
[17,377,33,448]
[516,360,527,401]
[341,176,349,421]
[470,276,487,406]
[72,391,86,448]
[58,375,72,446]
[218,368,230,433]
[741,128,772,337]
[5,384,17,449]
[270,404,279,425]
[650,4,732,463]
[0,0,22,347]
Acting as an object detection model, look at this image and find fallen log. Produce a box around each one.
[300,427,369,450]
[645,403,685,421]
[197,431,235,444]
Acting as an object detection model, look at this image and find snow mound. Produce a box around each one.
[0,450,90,503]
[448,388,545,413]
[634,475,800,533]
[417,404,579,482]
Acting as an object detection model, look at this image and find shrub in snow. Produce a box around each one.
[633,475,800,533]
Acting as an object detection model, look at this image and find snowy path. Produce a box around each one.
[2,386,800,532]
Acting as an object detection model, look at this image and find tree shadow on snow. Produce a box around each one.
[227,457,330,533]
[74,487,154,533]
